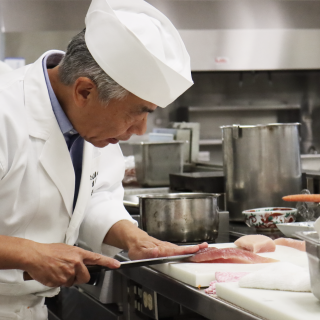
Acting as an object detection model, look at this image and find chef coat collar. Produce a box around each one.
[42,53,78,136]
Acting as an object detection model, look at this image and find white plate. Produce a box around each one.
[276,222,315,238]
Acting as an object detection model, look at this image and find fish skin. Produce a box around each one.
[186,247,278,264]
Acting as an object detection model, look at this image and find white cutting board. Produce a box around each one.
[215,282,320,320]
[151,243,308,288]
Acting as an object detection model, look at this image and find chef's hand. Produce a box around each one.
[23,242,120,287]
[127,235,208,260]
[104,220,208,260]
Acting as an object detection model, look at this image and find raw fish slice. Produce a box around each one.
[186,247,278,264]
[274,238,306,252]
[234,235,276,253]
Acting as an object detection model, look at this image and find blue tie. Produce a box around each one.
[68,135,84,210]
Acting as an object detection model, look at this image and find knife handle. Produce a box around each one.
[87,265,112,273]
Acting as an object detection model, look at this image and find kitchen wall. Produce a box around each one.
[5,31,80,64]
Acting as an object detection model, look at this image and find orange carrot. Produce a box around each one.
[282,194,320,202]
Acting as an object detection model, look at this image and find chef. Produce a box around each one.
[0,0,207,318]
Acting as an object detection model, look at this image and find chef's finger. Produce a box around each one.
[81,251,121,269]
[197,242,209,250]
[156,243,204,257]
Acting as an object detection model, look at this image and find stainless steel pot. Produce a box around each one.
[221,123,302,222]
[139,193,219,242]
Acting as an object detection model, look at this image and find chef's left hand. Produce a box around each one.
[104,220,208,260]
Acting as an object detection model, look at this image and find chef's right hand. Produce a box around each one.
[23,242,120,287]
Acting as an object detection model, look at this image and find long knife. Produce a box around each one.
[23,254,194,281]
[86,253,194,273]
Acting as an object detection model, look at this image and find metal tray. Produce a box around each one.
[296,231,320,301]
[276,222,315,238]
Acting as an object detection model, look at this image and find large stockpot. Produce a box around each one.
[139,193,219,242]
[221,123,302,222]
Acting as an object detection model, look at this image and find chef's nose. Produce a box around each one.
[130,115,148,136]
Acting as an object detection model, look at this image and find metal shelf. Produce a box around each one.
[199,139,222,146]
[188,104,300,112]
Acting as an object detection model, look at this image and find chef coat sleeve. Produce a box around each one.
[78,144,137,255]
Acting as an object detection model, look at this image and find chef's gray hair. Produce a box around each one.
[58,29,129,104]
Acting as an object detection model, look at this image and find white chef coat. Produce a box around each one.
[0,60,12,75]
[0,50,137,316]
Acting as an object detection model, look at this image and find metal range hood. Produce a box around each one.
[1,0,320,71]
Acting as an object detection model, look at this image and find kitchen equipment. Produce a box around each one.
[169,171,224,194]
[296,231,320,301]
[139,193,219,242]
[276,222,315,238]
[86,254,194,273]
[242,207,297,231]
[169,171,226,210]
[153,122,200,163]
[132,141,184,187]
[221,123,302,221]
[301,154,320,171]
[152,243,308,288]
[215,282,320,320]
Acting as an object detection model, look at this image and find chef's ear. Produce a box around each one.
[73,77,97,106]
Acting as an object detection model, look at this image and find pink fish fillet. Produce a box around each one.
[234,235,276,253]
[274,238,306,252]
[186,247,278,264]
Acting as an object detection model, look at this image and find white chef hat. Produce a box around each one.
[85,0,193,108]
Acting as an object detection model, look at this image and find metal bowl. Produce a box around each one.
[139,193,220,242]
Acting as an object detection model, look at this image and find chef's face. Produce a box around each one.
[72,78,158,148]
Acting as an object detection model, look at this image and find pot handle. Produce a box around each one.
[232,124,240,139]
[123,200,139,208]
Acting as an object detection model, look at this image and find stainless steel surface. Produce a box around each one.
[189,104,300,112]
[0,0,88,32]
[87,254,194,273]
[132,141,184,187]
[147,0,320,71]
[296,231,320,301]
[172,122,200,163]
[221,123,302,221]
[2,1,320,71]
[139,193,219,242]
[180,29,320,71]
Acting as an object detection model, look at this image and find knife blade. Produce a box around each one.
[86,253,194,273]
